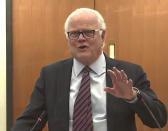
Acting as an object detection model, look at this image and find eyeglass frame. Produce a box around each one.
[67,29,102,40]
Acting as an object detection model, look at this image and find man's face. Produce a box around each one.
[67,12,105,65]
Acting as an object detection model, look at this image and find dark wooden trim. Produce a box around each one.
[6,0,13,130]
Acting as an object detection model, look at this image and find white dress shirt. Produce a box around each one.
[69,53,107,131]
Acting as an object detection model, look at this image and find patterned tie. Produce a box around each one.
[73,66,93,131]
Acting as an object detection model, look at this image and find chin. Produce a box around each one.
[80,52,92,58]
[75,54,92,65]
[79,55,99,66]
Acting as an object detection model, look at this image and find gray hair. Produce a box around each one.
[64,8,106,37]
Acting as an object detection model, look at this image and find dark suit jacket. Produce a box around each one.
[12,55,167,131]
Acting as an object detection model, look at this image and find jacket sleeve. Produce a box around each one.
[129,65,167,128]
[11,68,47,131]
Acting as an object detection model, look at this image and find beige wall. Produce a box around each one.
[0,0,6,130]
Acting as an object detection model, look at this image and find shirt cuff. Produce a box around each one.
[125,87,139,103]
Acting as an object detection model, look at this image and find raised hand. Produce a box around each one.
[104,67,137,100]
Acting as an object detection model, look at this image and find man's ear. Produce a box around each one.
[101,30,106,41]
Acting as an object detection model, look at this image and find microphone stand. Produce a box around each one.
[30,111,47,131]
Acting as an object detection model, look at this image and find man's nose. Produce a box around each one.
[78,33,85,40]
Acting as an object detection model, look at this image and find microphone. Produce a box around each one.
[137,92,163,131]
[30,111,47,131]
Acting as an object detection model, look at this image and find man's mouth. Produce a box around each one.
[79,45,87,49]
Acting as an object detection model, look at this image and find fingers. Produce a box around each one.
[108,67,128,82]
[104,87,116,95]
[112,67,122,81]
[107,69,117,84]
[106,67,134,99]
[120,70,128,81]
[128,79,133,88]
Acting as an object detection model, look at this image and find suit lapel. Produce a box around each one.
[55,58,73,130]
[105,53,117,88]
[61,58,73,101]
[105,54,119,131]
[62,58,73,110]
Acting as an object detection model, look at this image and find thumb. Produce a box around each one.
[104,87,115,95]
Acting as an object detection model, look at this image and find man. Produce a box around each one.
[12,8,167,131]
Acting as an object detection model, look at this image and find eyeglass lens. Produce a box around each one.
[68,30,95,39]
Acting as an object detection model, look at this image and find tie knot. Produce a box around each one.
[83,66,91,73]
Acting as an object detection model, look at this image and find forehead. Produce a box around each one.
[68,11,99,31]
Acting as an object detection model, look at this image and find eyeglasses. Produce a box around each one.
[67,29,101,40]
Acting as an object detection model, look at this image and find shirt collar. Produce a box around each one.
[73,53,106,77]
[90,53,106,76]
[73,59,85,77]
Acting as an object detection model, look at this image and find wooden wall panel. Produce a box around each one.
[96,0,168,131]
[12,0,94,130]
[12,0,168,130]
